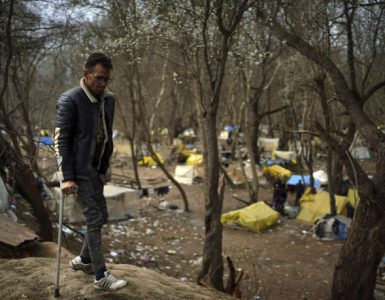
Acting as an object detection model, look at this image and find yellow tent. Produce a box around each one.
[346,188,360,208]
[221,202,279,232]
[297,191,348,223]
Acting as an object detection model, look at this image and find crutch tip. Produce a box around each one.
[54,289,60,297]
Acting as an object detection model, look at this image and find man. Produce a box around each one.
[54,53,127,291]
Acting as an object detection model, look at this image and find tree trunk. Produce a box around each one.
[129,138,142,190]
[327,146,336,215]
[197,114,224,291]
[332,196,385,300]
[245,107,259,202]
[333,157,344,195]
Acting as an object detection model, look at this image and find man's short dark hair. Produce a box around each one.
[85,53,113,70]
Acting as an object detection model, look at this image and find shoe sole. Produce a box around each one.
[69,261,94,275]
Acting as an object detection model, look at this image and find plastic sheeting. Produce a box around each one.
[185,154,203,166]
[0,177,9,213]
[258,137,279,152]
[272,150,296,161]
[313,170,328,185]
[263,165,292,181]
[221,201,279,232]
[287,175,321,187]
[174,165,197,185]
[297,190,347,223]
[138,153,164,167]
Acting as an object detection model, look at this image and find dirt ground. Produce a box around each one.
[10,144,385,299]
[60,157,340,300]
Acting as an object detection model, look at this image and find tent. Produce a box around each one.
[221,201,279,232]
[287,175,320,187]
[258,137,279,152]
[351,147,371,160]
[272,150,296,161]
[297,190,348,223]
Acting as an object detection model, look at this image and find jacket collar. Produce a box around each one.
[80,77,113,103]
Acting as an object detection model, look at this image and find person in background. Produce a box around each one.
[295,180,305,207]
[54,53,127,291]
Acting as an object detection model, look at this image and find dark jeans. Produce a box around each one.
[76,171,108,275]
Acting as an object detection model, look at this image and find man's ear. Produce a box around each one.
[83,69,88,77]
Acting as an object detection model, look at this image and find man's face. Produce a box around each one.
[84,64,111,97]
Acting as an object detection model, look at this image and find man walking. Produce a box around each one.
[54,53,127,291]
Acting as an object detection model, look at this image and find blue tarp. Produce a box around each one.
[224,124,234,132]
[287,175,320,187]
[39,136,53,145]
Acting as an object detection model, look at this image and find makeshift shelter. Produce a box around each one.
[258,137,279,152]
[174,165,197,185]
[297,190,348,223]
[221,201,279,232]
[351,147,371,160]
[56,185,136,223]
[272,150,296,161]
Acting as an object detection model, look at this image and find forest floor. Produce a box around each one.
[8,142,385,299]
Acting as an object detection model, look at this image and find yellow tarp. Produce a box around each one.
[346,188,360,208]
[185,154,203,166]
[297,191,347,223]
[263,165,292,181]
[138,153,164,167]
[221,202,279,232]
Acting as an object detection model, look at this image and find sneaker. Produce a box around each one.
[94,270,127,291]
[69,256,94,275]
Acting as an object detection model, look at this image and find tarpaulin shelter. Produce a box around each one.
[221,201,279,232]
[272,150,296,161]
[351,147,371,160]
[297,190,348,223]
[258,137,279,152]
[174,165,197,185]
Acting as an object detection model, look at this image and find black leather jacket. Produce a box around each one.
[54,85,115,181]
